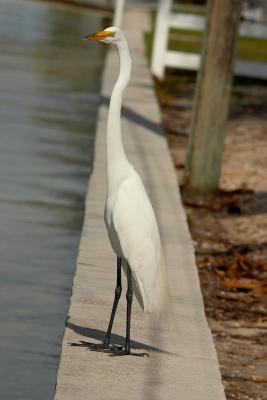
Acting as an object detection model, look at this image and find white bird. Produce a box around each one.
[84,27,168,357]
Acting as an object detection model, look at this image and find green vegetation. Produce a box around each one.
[145,10,267,64]
[173,3,206,16]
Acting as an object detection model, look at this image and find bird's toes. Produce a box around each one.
[87,342,110,350]
[108,348,149,358]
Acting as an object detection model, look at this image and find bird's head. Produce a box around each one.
[84,27,124,45]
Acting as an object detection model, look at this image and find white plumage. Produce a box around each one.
[105,166,166,313]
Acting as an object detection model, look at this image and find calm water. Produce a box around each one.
[0,1,105,398]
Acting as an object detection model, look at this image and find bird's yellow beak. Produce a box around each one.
[84,30,115,41]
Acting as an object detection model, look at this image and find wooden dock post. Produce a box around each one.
[183,0,241,201]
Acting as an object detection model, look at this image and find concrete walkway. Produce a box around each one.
[54,6,226,400]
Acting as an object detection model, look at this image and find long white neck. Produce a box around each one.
[106,38,132,193]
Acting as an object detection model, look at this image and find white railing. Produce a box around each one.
[151,0,267,80]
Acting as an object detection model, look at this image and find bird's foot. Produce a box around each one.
[86,342,110,350]
[109,347,149,358]
[70,340,111,351]
[80,341,126,354]
[70,341,149,357]
[89,343,122,353]
[88,341,121,354]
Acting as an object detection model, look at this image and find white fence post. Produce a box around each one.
[151,0,171,79]
[113,0,125,28]
[151,0,267,80]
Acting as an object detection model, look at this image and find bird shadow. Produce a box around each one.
[66,320,174,356]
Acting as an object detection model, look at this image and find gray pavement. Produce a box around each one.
[54,7,226,400]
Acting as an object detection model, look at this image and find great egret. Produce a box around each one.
[84,27,168,357]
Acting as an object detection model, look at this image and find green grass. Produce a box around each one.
[172,2,206,16]
[145,10,267,65]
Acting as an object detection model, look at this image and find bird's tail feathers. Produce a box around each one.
[129,250,178,345]
[152,254,178,345]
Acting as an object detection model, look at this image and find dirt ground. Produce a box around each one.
[154,71,267,400]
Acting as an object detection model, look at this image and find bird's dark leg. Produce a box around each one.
[103,256,122,346]
[109,263,149,357]
[86,260,148,357]
[86,257,122,351]
[125,263,133,354]
[107,262,132,356]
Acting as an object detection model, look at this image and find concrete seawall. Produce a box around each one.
[54,6,226,400]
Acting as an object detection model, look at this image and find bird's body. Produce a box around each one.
[105,166,165,313]
[84,27,168,356]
